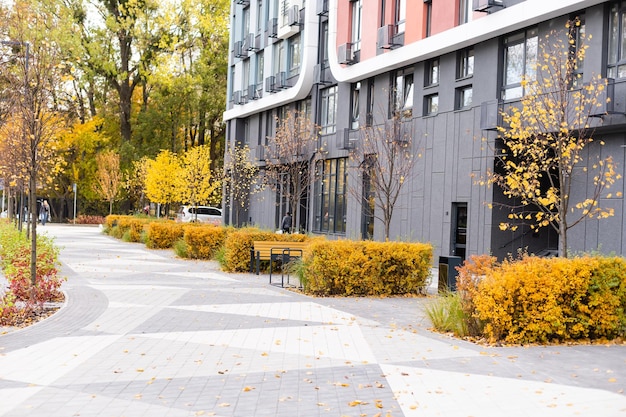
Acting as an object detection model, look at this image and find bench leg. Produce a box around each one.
[256,251,260,275]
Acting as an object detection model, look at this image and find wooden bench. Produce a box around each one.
[250,241,309,286]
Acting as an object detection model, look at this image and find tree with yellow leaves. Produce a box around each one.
[94,150,122,215]
[178,145,220,217]
[488,19,620,258]
[144,150,181,216]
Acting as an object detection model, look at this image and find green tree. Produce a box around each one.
[487,20,620,257]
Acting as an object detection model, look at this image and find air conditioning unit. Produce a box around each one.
[276,72,288,89]
[248,84,259,100]
[267,18,278,38]
[234,40,247,58]
[233,90,244,105]
[316,0,329,16]
[314,63,331,85]
[338,43,356,65]
[265,76,277,93]
[377,25,397,50]
[245,33,259,52]
[288,5,301,26]
[341,128,359,150]
[480,100,501,130]
[473,0,504,13]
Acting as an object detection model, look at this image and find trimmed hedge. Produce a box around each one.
[104,215,151,242]
[221,228,309,272]
[302,240,433,296]
[457,255,626,344]
[145,222,186,249]
[184,225,229,259]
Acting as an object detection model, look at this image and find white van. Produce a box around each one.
[176,206,222,224]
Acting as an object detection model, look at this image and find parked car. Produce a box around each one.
[176,205,222,224]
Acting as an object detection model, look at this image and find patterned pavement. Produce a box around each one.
[0,224,624,417]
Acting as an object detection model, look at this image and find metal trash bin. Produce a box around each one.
[438,256,463,292]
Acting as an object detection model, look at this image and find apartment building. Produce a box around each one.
[223,0,626,261]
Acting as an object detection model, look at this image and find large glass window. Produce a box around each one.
[320,86,338,134]
[288,34,301,77]
[314,158,347,234]
[502,28,538,100]
[570,16,585,86]
[391,67,414,116]
[424,93,439,115]
[351,0,362,52]
[256,52,264,91]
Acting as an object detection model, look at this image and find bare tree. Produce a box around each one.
[223,144,261,226]
[264,109,322,232]
[350,113,418,240]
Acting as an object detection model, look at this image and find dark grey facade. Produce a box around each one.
[224,0,626,261]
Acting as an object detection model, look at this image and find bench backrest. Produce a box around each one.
[253,241,309,259]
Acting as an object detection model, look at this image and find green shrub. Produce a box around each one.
[173,238,188,258]
[302,240,433,296]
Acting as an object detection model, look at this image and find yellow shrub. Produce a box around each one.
[146,222,185,249]
[303,240,433,296]
[471,255,626,344]
[184,226,228,259]
[222,228,308,272]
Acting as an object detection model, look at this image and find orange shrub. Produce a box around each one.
[221,228,309,272]
[146,222,185,249]
[303,240,433,296]
[471,255,626,344]
[184,226,229,259]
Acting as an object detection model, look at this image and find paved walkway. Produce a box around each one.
[0,224,624,417]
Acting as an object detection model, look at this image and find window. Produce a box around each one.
[425,58,439,86]
[570,16,585,86]
[242,6,250,39]
[424,93,439,115]
[425,0,432,37]
[351,82,360,130]
[608,4,626,78]
[395,0,406,34]
[274,40,285,74]
[459,0,473,24]
[256,52,264,92]
[257,0,264,34]
[288,34,301,77]
[351,0,363,52]
[391,68,414,116]
[297,98,312,123]
[366,80,375,126]
[457,48,474,79]
[242,58,250,96]
[320,86,338,134]
[313,158,347,234]
[502,27,538,100]
[456,86,473,109]
[320,21,329,65]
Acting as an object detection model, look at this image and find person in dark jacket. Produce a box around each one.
[281,212,292,234]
